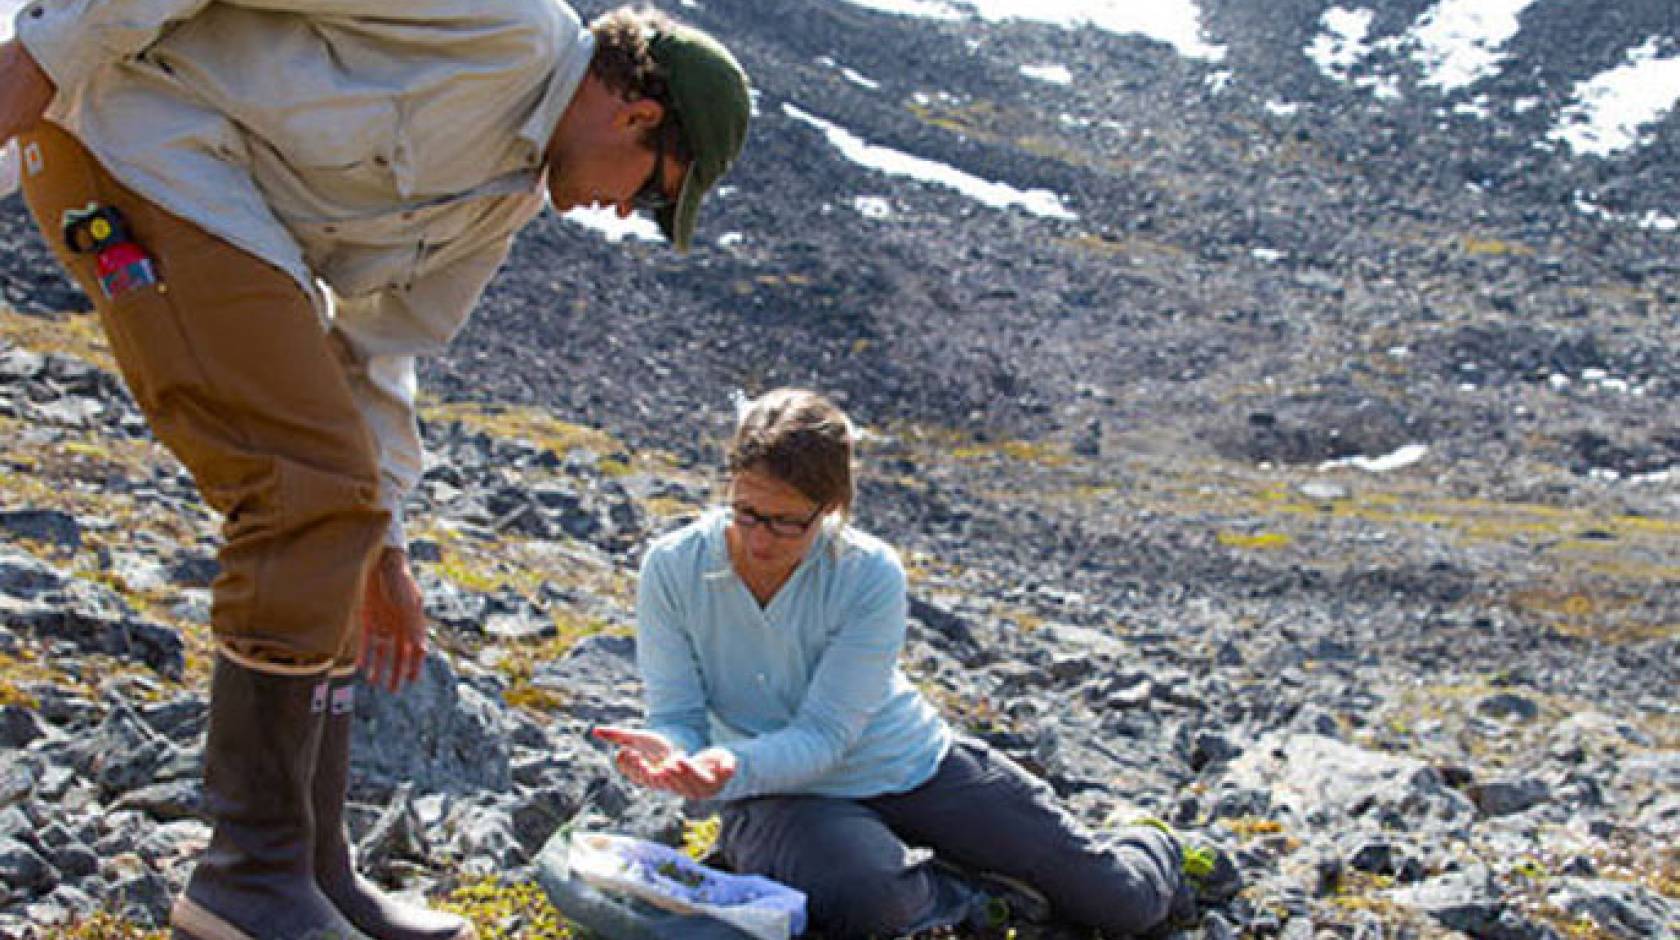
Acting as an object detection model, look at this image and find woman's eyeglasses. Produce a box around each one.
[730,504,823,538]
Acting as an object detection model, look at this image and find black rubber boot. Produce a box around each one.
[314,674,474,940]
[172,656,372,940]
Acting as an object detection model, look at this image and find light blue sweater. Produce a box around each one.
[635,510,952,802]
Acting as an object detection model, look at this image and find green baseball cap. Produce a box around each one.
[649,26,750,252]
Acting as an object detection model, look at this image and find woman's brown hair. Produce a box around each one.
[727,389,855,520]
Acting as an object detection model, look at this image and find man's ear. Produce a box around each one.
[617,96,666,132]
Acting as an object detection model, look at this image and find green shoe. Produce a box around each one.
[1132,818,1243,906]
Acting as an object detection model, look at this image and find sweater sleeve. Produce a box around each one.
[328,242,508,548]
[717,549,908,801]
[634,545,712,758]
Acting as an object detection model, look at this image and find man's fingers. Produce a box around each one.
[403,633,424,686]
[356,617,374,672]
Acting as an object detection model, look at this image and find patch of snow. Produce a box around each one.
[1452,96,1492,119]
[1266,101,1301,117]
[842,67,881,90]
[1021,63,1073,85]
[1323,444,1429,473]
[1306,7,1375,80]
[1408,0,1535,91]
[784,103,1078,220]
[1550,38,1680,158]
[1354,73,1404,102]
[1251,247,1286,263]
[834,0,1225,62]
[836,0,964,20]
[1573,194,1679,233]
[853,196,894,219]
[717,232,744,247]
[561,206,664,244]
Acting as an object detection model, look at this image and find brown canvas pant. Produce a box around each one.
[19,122,388,666]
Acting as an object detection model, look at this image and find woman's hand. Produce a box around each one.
[594,727,737,799]
[358,546,427,692]
[0,41,55,145]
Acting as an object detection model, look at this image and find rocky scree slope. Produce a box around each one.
[1,0,1678,936]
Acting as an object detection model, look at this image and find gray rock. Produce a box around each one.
[68,704,172,796]
[0,348,45,383]
[137,695,206,742]
[0,836,58,895]
[1638,793,1680,838]
[1547,878,1674,940]
[4,578,184,677]
[1226,733,1476,831]
[350,654,515,794]
[113,779,204,822]
[1189,730,1243,770]
[22,882,98,928]
[449,803,524,869]
[484,608,555,641]
[1469,777,1551,818]
[47,843,97,879]
[0,510,81,552]
[0,705,49,749]
[1345,837,1424,882]
[94,811,154,856]
[1475,692,1540,722]
[529,633,643,727]
[0,806,33,841]
[166,551,220,588]
[0,549,64,599]
[355,785,429,876]
[106,870,175,928]
[133,819,211,864]
[1105,677,1154,710]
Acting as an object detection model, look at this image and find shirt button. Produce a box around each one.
[757,673,767,683]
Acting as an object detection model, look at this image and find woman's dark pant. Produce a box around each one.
[719,737,1183,938]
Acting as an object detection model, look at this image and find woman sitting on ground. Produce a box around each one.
[596,388,1224,937]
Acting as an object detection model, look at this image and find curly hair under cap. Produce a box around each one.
[589,5,692,160]
[727,389,856,519]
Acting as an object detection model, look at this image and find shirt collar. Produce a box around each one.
[518,29,597,162]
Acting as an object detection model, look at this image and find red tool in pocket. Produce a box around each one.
[62,204,160,300]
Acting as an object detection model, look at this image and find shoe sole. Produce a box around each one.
[172,896,383,940]
[171,896,252,940]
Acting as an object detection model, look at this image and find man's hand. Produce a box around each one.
[358,546,426,692]
[594,727,737,800]
[0,41,55,145]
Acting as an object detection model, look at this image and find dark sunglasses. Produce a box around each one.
[633,127,674,214]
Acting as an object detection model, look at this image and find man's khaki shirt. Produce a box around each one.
[15,0,594,545]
